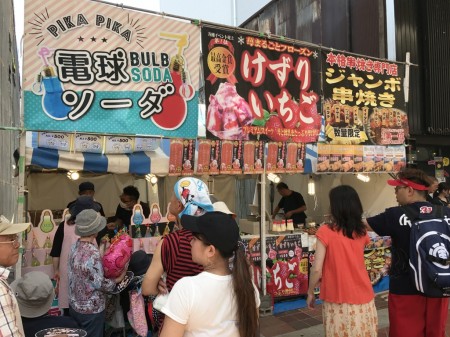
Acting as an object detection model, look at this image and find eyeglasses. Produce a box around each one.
[0,235,20,248]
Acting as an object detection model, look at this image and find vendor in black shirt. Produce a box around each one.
[106,185,150,232]
[272,182,307,228]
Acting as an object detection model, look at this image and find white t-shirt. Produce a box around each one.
[162,271,260,337]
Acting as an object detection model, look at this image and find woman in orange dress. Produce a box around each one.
[307,185,378,336]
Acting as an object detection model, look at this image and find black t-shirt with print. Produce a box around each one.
[367,201,450,295]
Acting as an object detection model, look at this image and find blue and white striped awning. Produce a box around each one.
[25,147,169,175]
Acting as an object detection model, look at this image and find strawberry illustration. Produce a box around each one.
[290,278,301,294]
[280,99,300,129]
[266,271,276,295]
[278,261,289,279]
[265,115,289,141]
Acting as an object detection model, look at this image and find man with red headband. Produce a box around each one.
[365,168,450,337]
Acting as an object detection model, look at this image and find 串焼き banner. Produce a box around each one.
[202,27,322,143]
[322,51,408,145]
[23,0,200,137]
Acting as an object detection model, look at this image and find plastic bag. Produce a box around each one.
[127,289,148,336]
[106,294,125,328]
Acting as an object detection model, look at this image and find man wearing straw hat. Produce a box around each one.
[0,215,30,337]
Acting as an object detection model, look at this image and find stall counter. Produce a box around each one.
[241,231,391,299]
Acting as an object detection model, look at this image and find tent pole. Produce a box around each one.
[261,164,267,296]
[16,131,27,279]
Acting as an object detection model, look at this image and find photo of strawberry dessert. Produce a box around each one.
[206,82,254,140]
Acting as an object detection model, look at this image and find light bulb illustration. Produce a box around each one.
[153,224,160,237]
[163,223,170,236]
[135,226,142,238]
[150,203,162,224]
[145,224,152,237]
[139,238,145,251]
[44,251,52,265]
[39,209,55,234]
[43,235,52,249]
[32,233,40,249]
[31,47,71,120]
[132,206,144,226]
[132,204,144,238]
[31,250,40,267]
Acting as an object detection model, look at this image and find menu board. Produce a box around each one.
[197,139,213,174]
[341,145,354,172]
[105,136,134,154]
[220,140,234,174]
[169,139,196,176]
[38,132,71,151]
[168,139,183,176]
[316,145,406,173]
[266,142,286,173]
[363,145,376,172]
[242,141,264,174]
[74,134,103,153]
[181,139,196,176]
[134,138,160,152]
[317,143,331,173]
[353,145,364,172]
[322,51,408,145]
[285,142,305,173]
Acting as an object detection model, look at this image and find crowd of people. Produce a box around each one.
[0,169,449,337]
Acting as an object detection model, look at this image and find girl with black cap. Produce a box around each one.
[158,211,260,337]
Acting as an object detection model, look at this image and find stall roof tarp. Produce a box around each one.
[25,147,169,175]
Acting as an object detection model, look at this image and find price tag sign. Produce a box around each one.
[134,137,160,152]
[38,132,71,151]
[74,134,103,153]
[105,136,134,154]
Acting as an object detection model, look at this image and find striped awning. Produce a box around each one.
[25,147,169,175]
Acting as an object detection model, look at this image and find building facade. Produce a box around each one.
[0,0,21,218]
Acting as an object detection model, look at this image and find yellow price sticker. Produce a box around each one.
[443,157,449,167]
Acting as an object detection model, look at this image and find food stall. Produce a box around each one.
[20,0,409,310]
[20,0,203,283]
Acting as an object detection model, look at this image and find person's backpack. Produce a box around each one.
[403,205,450,297]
